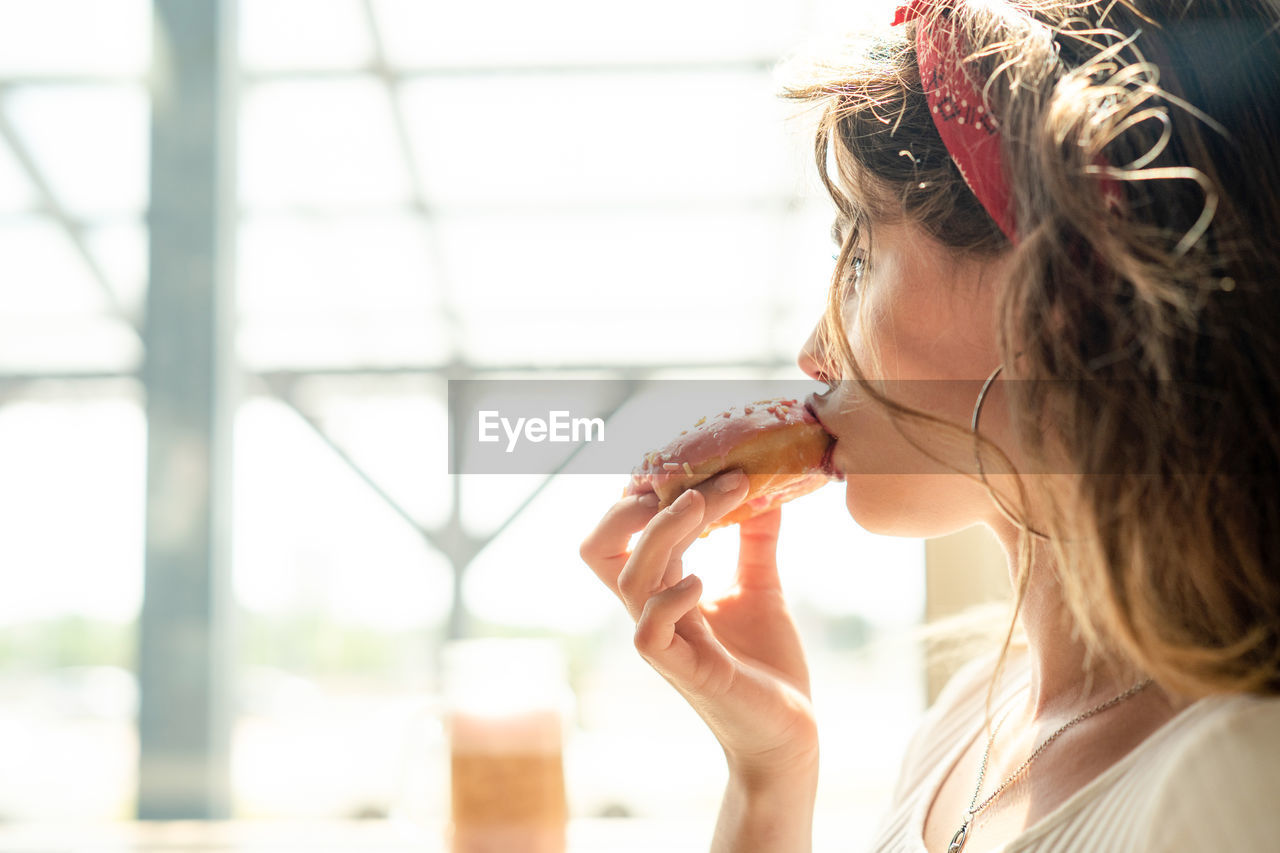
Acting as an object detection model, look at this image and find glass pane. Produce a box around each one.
[233,395,454,818]
[373,0,805,67]
[443,210,778,313]
[0,139,38,214]
[239,314,450,370]
[463,474,623,633]
[237,212,447,368]
[400,71,792,205]
[0,0,151,76]
[0,218,112,313]
[241,0,373,72]
[239,79,411,208]
[239,213,438,314]
[0,394,144,820]
[0,218,140,372]
[84,220,149,320]
[4,85,149,218]
[0,315,141,373]
[234,395,453,629]
[459,308,770,367]
[287,377,453,530]
[442,209,783,366]
[0,398,145,622]
[458,474,553,539]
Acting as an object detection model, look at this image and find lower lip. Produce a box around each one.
[805,396,844,481]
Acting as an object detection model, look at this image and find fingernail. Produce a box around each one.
[669,490,695,514]
[637,492,659,507]
[715,470,744,492]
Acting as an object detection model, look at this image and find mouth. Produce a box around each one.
[805,394,845,482]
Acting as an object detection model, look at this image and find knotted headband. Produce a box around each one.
[893,0,1017,241]
[894,1,1123,243]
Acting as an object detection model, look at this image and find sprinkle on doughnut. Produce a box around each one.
[621,396,836,532]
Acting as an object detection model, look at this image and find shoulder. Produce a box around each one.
[1139,692,1280,850]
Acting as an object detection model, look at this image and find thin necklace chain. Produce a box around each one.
[950,678,1154,852]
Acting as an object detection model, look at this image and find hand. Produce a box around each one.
[580,471,819,783]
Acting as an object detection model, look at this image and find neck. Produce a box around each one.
[983,517,1135,720]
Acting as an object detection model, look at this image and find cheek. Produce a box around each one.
[843,298,936,382]
[851,282,997,383]
[841,297,879,374]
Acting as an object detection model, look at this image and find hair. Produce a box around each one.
[783,0,1280,697]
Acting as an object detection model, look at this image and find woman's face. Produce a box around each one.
[799,217,1021,537]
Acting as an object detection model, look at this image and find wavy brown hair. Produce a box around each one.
[784,0,1280,697]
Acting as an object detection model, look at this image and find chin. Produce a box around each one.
[842,474,984,539]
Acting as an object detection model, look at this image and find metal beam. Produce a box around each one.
[136,0,238,820]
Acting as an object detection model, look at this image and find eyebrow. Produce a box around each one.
[830,218,844,246]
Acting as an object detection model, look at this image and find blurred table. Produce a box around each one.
[0,820,734,853]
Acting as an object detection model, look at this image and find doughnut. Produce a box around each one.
[624,397,837,530]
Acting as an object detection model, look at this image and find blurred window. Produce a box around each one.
[0,0,925,843]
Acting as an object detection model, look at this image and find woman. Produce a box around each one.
[580,1,1280,849]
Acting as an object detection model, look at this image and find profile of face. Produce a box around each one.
[799,218,1025,538]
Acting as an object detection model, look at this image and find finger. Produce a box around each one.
[580,491,661,592]
[661,469,750,587]
[617,490,707,620]
[633,574,704,680]
[736,506,783,591]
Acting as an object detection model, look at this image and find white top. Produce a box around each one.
[869,647,1280,852]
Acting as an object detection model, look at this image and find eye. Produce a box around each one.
[849,252,866,280]
[832,250,867,292]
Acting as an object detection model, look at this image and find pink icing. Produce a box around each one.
[624,398,821,496]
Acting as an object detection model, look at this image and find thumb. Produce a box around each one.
[736,506,782,590]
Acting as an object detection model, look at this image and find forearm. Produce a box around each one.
[710,761,819,853]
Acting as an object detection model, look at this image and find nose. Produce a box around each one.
[797,322,834,384]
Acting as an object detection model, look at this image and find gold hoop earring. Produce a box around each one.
[971,364,1050,540]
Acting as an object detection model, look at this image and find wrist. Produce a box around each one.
[723,717,820,794]
[713,756,818,853]
[725,743,819,795]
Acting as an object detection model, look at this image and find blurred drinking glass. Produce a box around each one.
[443,638,570,853]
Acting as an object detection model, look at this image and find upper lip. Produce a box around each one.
[804,393,833,435]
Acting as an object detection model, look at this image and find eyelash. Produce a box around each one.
[832,251,866,290]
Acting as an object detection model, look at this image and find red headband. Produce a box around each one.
[893,0,1017,240]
